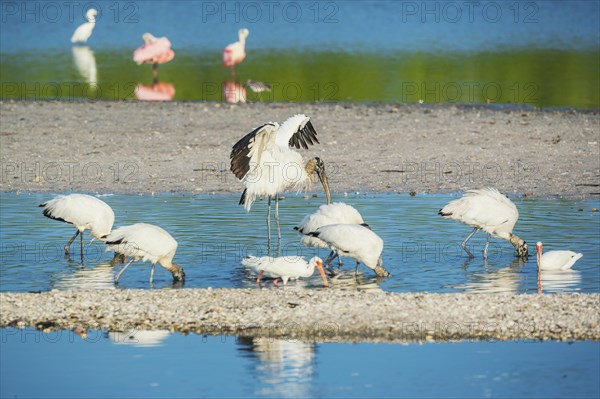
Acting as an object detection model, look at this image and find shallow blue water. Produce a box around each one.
[1,328,598,398]
[1,1,598,54]
[1,192,598,293]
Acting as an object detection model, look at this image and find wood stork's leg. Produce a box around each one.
[483,233,491,259]
[64,230,80,254]
[274,194,281,257]
[355,261,360,275]
[80,231,85,265]
[266,196,272,256]
[337,255,343,269]
[460,228,479,258]
[149,264,156,283]
[115,259,135,283]
[256,270,264,284]
[324,251,339,277]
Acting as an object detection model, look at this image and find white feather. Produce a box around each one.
[241,255,323,285]
[104,223,177,265]
[40,193,114,239]
[313,224,383,271]
[539,250,583,271]
[297,202,365,248]
[439,187,519,240]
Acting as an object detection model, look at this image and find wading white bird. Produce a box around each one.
[230,114,332,256]
[39,194,115,264]
[308,224,391,277]
[295,202,368,268]
[71,8,97,43]
[242,255,328,287]
[439,188,529,259]
[103,223,185,284]
[536,242,582,271]
[223,28,249,75]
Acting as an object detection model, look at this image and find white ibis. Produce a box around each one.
[307,224,391,277]
[103,223,185,284]
[439,188,528,259]
[230,114,332,256]
[536,242,582,271]
[242,255,328,287]
[39,194,114,264]
[295,202,368,269]
[223,28,249,76]
[71,8,97,43]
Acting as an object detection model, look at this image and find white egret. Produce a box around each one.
[71,8,97,43]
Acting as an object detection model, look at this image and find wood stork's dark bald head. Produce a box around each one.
[306,157,331,204]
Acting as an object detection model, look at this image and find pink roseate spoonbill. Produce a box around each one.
[39,194,114,265]
[133,33,175,82]
[103,223,185,284]
[223,28,249,76]
[135,81,176,101]
[230,114,331,256]
[71,8,97,43]
[242,255,328,287]
[308,224,391,277]
[439,188,528,259]
[295,202,369,269]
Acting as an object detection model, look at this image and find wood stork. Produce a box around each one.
[439,188,529,259]
[307,224,391,277]
[103,223,185,284]
[223,28,249,76]
[242,255,328,287]
[295,202,368,269]
[133,33,175,82]
[39,194,114,264]
[230,114,332,256]
[71,8,97,43]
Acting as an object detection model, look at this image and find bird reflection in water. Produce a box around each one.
[237,337,315,398]
[450,258,526,294]
[71,46,97,86]
[224,80,247,103]
[135,81,176,101]
[51,262,116,291]
[107,330,170,347]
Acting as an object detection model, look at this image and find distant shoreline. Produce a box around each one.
[1,101,598,198]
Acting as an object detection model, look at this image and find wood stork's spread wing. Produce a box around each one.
[276,114,319,150]
[230,123,277,180]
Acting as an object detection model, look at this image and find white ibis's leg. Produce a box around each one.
[275,194,281,257]
[256,270,264,284]
[115,259,134,283]
[266,196,272,257]
[80,231,85,265]
[483,233,491,259]
[64,230,80,254]
[460,228,478,258]
[273,278,280,287]
[149,264,155,283]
